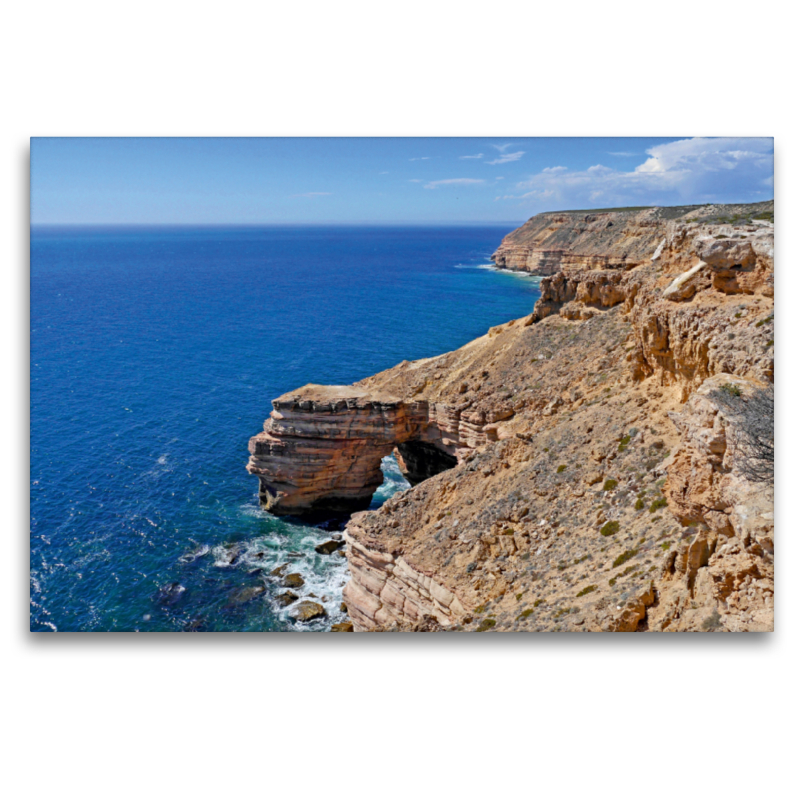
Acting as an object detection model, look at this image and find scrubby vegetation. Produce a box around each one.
[600,520,620,537]
[612,548,639,569]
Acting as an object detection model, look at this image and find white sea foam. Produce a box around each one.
[452,262,543,282]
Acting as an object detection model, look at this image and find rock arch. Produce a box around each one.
[247,385,471,517]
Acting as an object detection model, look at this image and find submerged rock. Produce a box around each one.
[226,585,266,607]
[270,563,288,577]
[216,543,245,567]
[331,622,354,632]
[153,582,186,607]
[178,545,210,564]
[288,601,326,622]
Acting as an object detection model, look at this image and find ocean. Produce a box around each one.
[30,225,541,631]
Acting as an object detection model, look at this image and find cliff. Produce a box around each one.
[491,201,773,275]
[247,199,774,632]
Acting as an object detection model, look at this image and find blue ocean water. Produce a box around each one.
[30,225,540,631]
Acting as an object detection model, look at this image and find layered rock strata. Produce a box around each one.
[246,384,502,516]
[247,200,773,631]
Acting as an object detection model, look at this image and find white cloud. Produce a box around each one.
[423,178,486,190]
[293,192,331,198]
[608,151,637,157]
[499,138,772,209]
[491,143,517,153]
[487,150,525,166]
[459,153,484,159]
[409,157,431,161]
[408,179,423,183]
[379,171,389,175]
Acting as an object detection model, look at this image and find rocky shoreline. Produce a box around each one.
[247,200,774,632]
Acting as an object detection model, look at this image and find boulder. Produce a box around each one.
[288,601,327,622]
[331,622,354,632]
[694,237,756,270]
[315,539,344,555]
[275,591,299,607]
[282,573,305,589]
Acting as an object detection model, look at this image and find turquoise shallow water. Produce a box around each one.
[30,225,540,631]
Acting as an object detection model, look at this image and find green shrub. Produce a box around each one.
[515,592,523,601]
[608,577,617,587]
[518,608,534,619]
[720,382,742,397]
[612,548,639,569]
[477,618,496,632]
[701,610,721,631]
[600,520,620,537]
[533,599,544,607]
[661,541,672,551]
[755,315,773,328]
[634,498,645,510]
[618,435,631,452]
[649,497,667,513]
[576,585,597,597]
[603,479,618,491]
[557,464,567,473]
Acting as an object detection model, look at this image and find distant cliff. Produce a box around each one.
[248,199,774,633]
[491,201,773,274]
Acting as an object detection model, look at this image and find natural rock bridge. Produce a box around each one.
[247,384,493,517]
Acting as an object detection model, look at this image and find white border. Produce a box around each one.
[4,2,797,798]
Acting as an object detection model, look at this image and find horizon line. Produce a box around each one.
[30,220,529,229]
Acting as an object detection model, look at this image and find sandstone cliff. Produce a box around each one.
[247,199,774,632]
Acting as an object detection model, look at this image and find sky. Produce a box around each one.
[30,137,774,225]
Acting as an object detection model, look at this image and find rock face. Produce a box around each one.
[655,374,774,632]
[247,384,502,516]
[491,208,676,274]
[247,200,773,632]
[343,516,468,630]
[490,201,772,276]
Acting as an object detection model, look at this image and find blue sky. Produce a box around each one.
[30,137,774,225]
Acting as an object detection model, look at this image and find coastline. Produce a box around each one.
[248,200,774,632]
